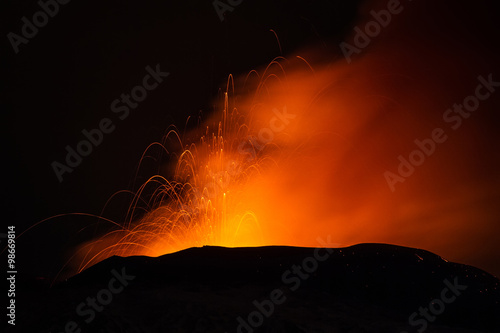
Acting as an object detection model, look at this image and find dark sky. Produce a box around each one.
[2,0,499,281]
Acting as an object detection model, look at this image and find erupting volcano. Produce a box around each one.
[5,0,500,332]
[7,0,496,282]
[75,46,500,278]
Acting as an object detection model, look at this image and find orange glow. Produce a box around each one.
[75,0,500,276]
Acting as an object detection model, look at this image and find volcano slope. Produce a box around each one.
[17,244,500,332]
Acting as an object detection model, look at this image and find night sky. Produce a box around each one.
[2,0,499,282]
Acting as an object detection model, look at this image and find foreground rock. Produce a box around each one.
[17,244,500,332]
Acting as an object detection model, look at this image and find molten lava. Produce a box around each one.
[75,0,500,277]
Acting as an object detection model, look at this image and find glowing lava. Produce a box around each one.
[75,0,500,277]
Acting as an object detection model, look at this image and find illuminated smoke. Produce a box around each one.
[75,0,500,276]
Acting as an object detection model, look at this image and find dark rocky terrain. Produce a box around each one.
[15,244,500,332]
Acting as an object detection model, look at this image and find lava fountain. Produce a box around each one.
[75,0,500,276]
[74,57,306,271]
